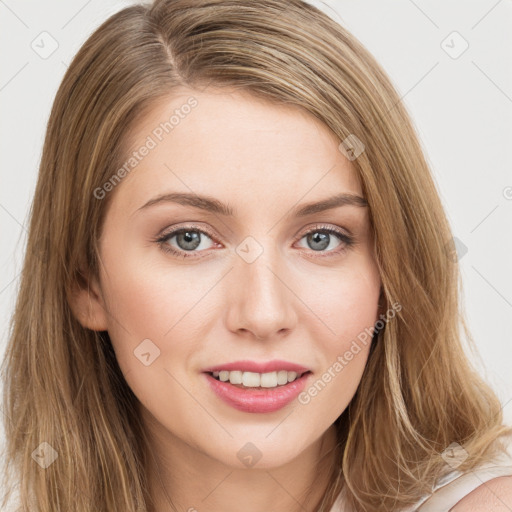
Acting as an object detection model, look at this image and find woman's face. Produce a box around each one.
[85,87,381,469]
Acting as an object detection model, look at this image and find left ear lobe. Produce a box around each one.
[67,273,109,332]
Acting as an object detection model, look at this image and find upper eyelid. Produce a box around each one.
[157,224,217,242]
[157,223,353,247]
[156,223,355,261]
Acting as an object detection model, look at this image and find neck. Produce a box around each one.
[140,408,340,512]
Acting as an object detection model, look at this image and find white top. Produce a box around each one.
[328,433,512,511]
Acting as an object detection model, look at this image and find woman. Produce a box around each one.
[2,0,511,510]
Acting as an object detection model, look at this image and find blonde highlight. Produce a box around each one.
[2,1,510,510]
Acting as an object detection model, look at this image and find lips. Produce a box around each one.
[202,359,313,413]
[204,371,312,413]
[202,359,310,374]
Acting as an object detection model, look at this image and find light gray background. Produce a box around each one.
[1,0,511,435]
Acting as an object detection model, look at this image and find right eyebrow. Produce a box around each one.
[134,192,234,217]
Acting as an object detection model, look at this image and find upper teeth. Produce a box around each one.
[213,370,303,388]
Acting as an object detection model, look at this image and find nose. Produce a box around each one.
[225,245,298,340]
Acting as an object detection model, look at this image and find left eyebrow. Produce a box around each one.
[291,193,368,217]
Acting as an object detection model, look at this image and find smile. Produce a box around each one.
[210,369,309,388]
[204,371,312,413]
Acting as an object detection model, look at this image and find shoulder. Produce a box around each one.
[449,475,512,511]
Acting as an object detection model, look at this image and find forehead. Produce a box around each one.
[110,87,364,214]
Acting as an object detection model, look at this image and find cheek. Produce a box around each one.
[97,243,206,371]
[98,254,208,424]
[301,259,381,348]
[296,263,380,421]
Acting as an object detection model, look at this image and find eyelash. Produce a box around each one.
[153,223,355,260]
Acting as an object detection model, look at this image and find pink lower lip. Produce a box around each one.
[203,372,312,413]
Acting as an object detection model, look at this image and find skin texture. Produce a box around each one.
[72,88,383,512]
[450,476,512,511]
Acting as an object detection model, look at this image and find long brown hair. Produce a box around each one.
[2,0,511,510]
